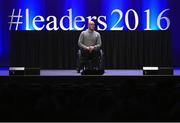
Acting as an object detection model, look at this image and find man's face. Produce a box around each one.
[88,21,95,30]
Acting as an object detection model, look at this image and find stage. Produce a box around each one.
[0,69,180,121]
[1,0,180,121]
[1,69,180,76]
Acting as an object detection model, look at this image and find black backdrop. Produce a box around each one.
[10,31,172,69]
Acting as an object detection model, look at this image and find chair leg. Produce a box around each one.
[76,51,81,73]
[77,68,81,73]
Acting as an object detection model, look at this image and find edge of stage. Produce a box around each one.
[0,69,180,121]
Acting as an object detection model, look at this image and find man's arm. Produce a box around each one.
[78,32,88,50]
[94,33,102,50]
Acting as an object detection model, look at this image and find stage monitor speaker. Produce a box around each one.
[25,68,40,75]
[9,67,25,75]
[143,67,173,75]
[9,67,40,75]
[158,67,173,75]
[81,69,104,75]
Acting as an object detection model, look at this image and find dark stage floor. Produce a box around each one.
[0,69,180,121]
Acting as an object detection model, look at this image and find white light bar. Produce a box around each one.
[143,67,159,70]
[9,67,25,71]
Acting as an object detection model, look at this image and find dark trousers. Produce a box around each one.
[81,49,100,69]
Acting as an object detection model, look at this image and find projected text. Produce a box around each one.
[8,8,170,31]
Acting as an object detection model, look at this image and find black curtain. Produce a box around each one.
[10,31,172,69]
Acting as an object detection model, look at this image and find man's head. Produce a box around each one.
[88,21,95,31]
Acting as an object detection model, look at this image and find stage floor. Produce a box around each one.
[41,69,143,76]
[0,68,180,121]
[0,69,180,76]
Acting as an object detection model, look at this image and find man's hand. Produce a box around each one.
[89,46,95,52]
[86,47,90,50]
[87,46,95,53]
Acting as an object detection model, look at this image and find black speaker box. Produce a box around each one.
[9,67,25,75]
[159,67,173,75]
[9,67,40,75]
[143,67,173,75]
[25,68,40,75]
[143,70,158,75]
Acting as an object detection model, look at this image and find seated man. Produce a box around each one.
[78,21,102,70]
